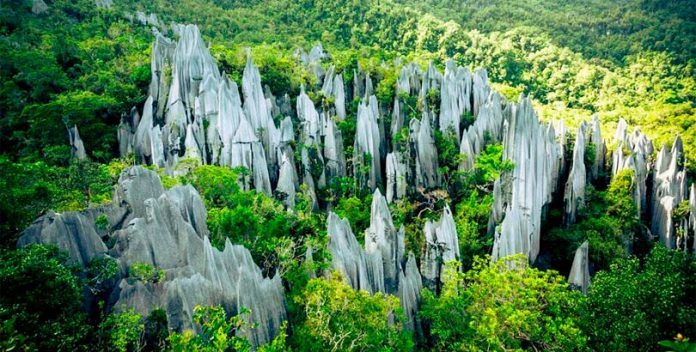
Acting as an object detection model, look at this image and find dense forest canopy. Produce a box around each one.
[1,0,695,351]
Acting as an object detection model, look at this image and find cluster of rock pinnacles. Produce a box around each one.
[27,23,695,346]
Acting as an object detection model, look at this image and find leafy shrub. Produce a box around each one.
[0,245,89,351]
[292,272,414,351]
[582,245,696,352]
[128,262,164,284]
[421,256,587,351]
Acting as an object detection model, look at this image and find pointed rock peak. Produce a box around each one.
[672,135,684,156]
[232,117,259,143]
[245,47,253,65]
[568,241,590,294]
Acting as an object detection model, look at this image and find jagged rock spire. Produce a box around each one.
[19,166,286,347]
[564,124,587,225]
[68,125,87,160]
[354,96,382,190]
[568,241,590,294]
[492,97,561,263]
[230,118,272,195]
[421,205,459,292]
[651,136,688,249]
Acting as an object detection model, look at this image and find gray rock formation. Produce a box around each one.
[413,113,440,189]
[326,206,423,332]
[19,210,108,267]
[420,205,459,292]
[323,117,346,180]
[612,118,653,216]
[439,60,471,141]
[471,69,490,118]
[297,86,322,141]
[458,93,505,172]
[68,125,87,160]
[242,49,279,174]
[386,152,407,203]
[419,62,442,113]
[95,0,113,9]
[364,189,400,293]
[568,241,590,294]
[354,97,382,190]
[564,125,587,225]
[327,212,373,292]
[32,0,48,14]
[333,74,346,120]
[491,97,561,263]
[18,166,286,347]
[230,118,272,195]
[588,114,606,181]
[651,136,688,249]
[218,76,244,167]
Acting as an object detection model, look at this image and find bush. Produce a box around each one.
[292,272,414,351]
[128,262,165,284]
[582,245,696,352]
[0,245,89,351]
[421,256,587,351]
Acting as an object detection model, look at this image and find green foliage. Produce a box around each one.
[0,157,127,247]
[582,245,696,352]
[0,0,150,162]
[421,256,587,351]
[128,262,165,284]
[168,305,289,352]
[454,191,494,270]
[333,195,373,237]
[98,308,144,352]
[292,272,414,351]
[433,128,461,180]
[144,309,169,352]
[86,255,119,295]
[169,305,252,352]
[659,336,696,352]
[0,244,89,351]
[185,165,329,284]
[547,168,640,271]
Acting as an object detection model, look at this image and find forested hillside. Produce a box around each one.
[1,0,695,351]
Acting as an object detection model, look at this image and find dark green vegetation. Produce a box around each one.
[1,0,695,351]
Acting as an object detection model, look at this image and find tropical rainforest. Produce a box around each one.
[1,0,695,351]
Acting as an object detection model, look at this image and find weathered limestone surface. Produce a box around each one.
[651,137,688,249]
[420,205,459,292]
[68,125,87,160]
[588,114,606,181]
[354,97,382,190]
[32,0,48,14]
[414,113,440,189]
[386,152,407,203]
[326,192,423,331]
[230,118,272,195]
[491,97,561,263]
[564,125,587,225]
[568,241,590,294]
[612,118,653,215]
[18,166,286,347]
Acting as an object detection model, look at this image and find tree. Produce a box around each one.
[421,256,587,351]
[98,308,145,352]
[582,245,696,352]
[0,244,89,351]
[292,272,414,351]
[168,305,288,352]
